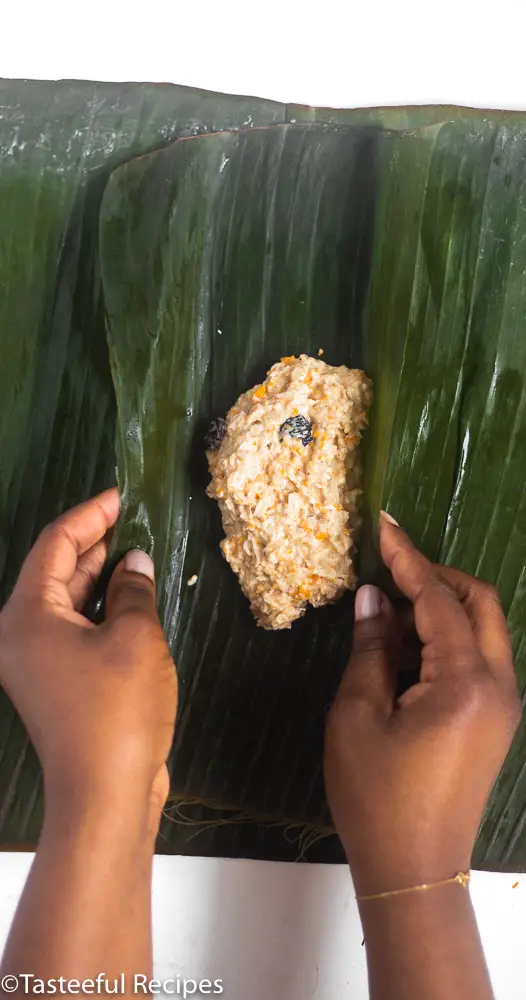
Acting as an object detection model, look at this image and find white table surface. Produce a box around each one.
[0,857,524,998]
[1,1,526,995]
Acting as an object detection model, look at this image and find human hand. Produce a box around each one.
[0,489,177,830]
[324,513,521,896]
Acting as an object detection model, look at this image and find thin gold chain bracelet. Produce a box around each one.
[356,871,471,902]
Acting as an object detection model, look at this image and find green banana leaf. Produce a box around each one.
[364,120,526,869]
[290,102,526,130]
[101,119,526,870]
[102,123,376,841]
[0,81,285,846]
[1,81,526,867]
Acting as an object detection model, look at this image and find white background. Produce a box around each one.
[0,857,524,998]
[2,0,526,109]
[2,1,526,996]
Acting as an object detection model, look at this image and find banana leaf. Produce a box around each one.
[1,82,526,868]
[101,119,526,870]
[364,120,526,869]
[101,123,376,841]
[0,81,285,845]
[290,103,526,130]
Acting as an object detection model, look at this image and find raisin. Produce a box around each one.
[205,417,227,450]
[279,415,313,446]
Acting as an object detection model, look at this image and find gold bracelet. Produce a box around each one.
[356,871,471,902]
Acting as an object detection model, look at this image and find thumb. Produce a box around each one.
[105,549,158,622]
[336,585,398,717]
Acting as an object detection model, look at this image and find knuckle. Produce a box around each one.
[449,670,494,712]
[433,574,457,600]
[41,519,74,549]
[450,672,521,739]
[39,521,59,545]
[466,670,494,701]
[328,687,376,729]
[76,563,93,588]
[354,634,388,657]
[450,649,481,674]
[353,623,390,657]
[111,577,153,606]
[469,672,495,703]
[424,643,479,679]
[479,579,502,610]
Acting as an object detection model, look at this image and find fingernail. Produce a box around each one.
[123,548,155,582]
[355,585,383,620]
[380,510,399,526]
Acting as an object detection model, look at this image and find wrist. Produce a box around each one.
[347,848,472,899]
[358,875,477,949]
[43,770,163,849]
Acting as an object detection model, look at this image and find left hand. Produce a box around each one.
[0,489,177,826]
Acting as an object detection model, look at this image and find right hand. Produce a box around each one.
[0,489,177,826]
[324,514,522,896]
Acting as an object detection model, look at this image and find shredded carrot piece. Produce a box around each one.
[316,532,328,541]
[253,385,266,399]
[280,355,296,364]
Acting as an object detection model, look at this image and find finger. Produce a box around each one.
[105,549,158,623]
[69,539,109,610]
[438,566,514,679]
[335,585,398,719]
[379,513,476,671]
[18,489,120,598]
